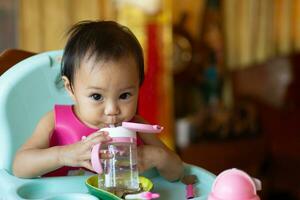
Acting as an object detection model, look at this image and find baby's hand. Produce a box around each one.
[137,145,165,173]
[137,145,184,181]
[58,131,111,171]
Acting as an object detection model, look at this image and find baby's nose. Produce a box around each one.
[104,101,120,116]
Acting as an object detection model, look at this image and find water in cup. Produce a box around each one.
[98,141,139,195]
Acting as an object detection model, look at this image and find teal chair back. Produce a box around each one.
[0,50,73,172]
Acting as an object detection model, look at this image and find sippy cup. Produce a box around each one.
[208,168,262,200]
[91,122,163,195]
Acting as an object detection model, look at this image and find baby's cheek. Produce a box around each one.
[124,104,138,119]
[85,111,102,125]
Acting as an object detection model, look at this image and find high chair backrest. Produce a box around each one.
[0,50,73,172]
[0,49,36,75]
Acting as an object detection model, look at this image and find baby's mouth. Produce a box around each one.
[105,122,122,128]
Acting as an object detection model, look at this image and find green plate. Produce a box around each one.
[85,175,153,200]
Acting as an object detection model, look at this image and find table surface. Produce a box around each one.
[0,164,215,200]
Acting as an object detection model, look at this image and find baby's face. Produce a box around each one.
[69,55,140,129]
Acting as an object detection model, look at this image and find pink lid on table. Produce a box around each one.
[122,122,163,133]
[208,168,261,200]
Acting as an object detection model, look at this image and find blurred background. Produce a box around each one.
[1,0,300,199]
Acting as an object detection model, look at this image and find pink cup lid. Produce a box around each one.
[122,122,163,133]
[208,168,261,200]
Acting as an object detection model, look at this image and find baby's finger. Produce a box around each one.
[77,151,92,161]
[81,160,94,172]
[86,131,108,139]
[82,136,112,152]
[90,134,112,146]
[81,151,113,163]
[83,131,108,143]
[100,151,114,159]
[137,163,146,173]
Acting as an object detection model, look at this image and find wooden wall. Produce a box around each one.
[172,0,205,40]
[19,0,111,52]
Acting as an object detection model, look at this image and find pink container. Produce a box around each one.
[208,168,261,200]
[91,122,163,194]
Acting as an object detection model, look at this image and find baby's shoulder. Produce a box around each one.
[44,110,54,119]
[38,110,55,128]
[31,110,55,139]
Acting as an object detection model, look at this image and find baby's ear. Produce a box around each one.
[62,76,75,100]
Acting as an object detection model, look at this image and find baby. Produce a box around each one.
[13,20,183,181]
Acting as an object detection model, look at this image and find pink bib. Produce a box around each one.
[44,105,143,177]
[50,105,98,146]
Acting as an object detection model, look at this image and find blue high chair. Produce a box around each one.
[0,50,215,199]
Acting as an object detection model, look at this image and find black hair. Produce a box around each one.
[61,20,144,86]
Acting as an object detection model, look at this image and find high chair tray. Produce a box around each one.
[0,164,215,200]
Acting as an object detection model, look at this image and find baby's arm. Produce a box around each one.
[134,116,184,181]
[138,133,184,181]
[13,111,110,178]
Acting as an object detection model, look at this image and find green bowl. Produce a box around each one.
[85,175,153,200]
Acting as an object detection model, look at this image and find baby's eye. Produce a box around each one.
[119,92,131,100]
[90,93,103,101]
